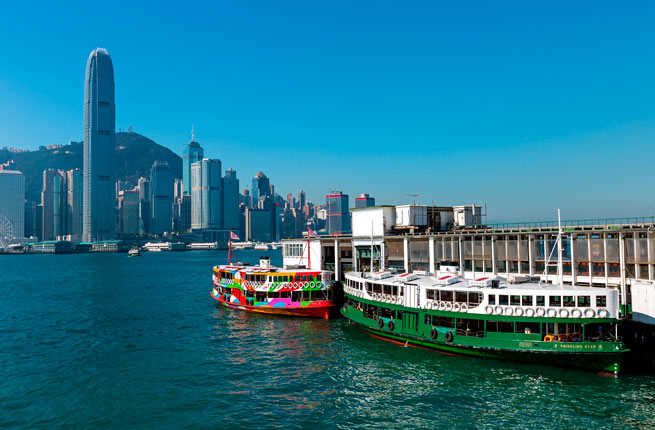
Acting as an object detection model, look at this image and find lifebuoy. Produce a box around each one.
[388,320,395,331]
[543,335,554,342]
[378,319,384,329]
[515,308,524,317]
[485,305,494,314]
[494,305,503,315]
[445,302,453,311]
[584,308,596,318]
[460,303,468,312]
[571,309,582,318]
[445,331,454,343]
[559,309,569,318]
[453,303,461,312]
[430,328,438,340]
[438,301,446,310]
[504,307,513,316]
[536,308,545,317]
[547,308,557,318]
[525,308,535,317]
[598,309,609,318]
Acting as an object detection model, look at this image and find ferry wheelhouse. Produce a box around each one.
[211,258,337,319]
[342,267,628,374]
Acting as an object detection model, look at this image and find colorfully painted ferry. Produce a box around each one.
[341,267,628,374]
[211,258,337,319]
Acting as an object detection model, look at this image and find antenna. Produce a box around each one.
[407,193,420,206]
[191,124,195,142]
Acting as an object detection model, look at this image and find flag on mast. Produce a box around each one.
[229,231,240,241]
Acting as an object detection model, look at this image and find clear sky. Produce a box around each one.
[1,1,654,222]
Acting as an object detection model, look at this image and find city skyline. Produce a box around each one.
[1,2,655,221]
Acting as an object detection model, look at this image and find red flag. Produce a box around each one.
[307,226,317,237]
[230,231,240,240]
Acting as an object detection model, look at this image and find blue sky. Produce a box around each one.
[1,1,654,221]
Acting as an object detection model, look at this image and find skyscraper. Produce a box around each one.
[0,170,25,243]
[251,171,270,205]
[191,158,223,230]
[137,177,150,235]
[66,169,83,241]
[355,193,375,208]
[182,129,204,195]
[222,168,240,231]
[326,191,351,235]
[41,169,66,241]
[83,48,116,242]
[149,161,174,234]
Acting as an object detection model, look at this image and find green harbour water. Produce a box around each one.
[2,250,655,429]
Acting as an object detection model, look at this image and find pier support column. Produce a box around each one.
[570,234,577,286]
[648,231,654,281]
[528,234,534,276]
[458,235,464,276]
[403,237,409,273]
[619,232,627,307]
[491,235,497,275]
[634,232,640,280]
[603,233,609,287]
[334,239,340,281]
[428,236,435,275]
[380,242,386,271]
[587,234,593,284]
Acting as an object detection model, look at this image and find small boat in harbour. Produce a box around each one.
[211,257,337,319]
[127,247,141,257]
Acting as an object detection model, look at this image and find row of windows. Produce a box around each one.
[488,294,606,308]
[244,274,320,283]
[425,290,482,306]
[366,283,402,296]
[284,243,304,257]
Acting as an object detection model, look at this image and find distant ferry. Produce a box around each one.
[211,257,337,319]
[341,267,628,374]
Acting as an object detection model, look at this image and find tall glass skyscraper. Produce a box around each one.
[222,169,240,231]
[0,170,25,243]
[326,191,351,235]
[183,135,204,196]
[83,48,116,242]
[149,161,174,234]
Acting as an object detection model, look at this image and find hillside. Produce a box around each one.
[0,132,182,202]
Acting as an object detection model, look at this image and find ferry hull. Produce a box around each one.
[212,292,335,320]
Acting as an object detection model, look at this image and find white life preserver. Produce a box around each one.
[571,309,582,318]
[584,308,596,318]
[485,305,494,314]
[453,303,461,312]
[536,308,546,317]
[514,308,524,317]
[598,309,609,318]
[494,305,503,315]
[559,308,570,318]
[504,307,514,316]
[524,308,534,317]
[460,303,468,312]
[438,301,446,310]
[547,308,557,318]
[445,302,453,311]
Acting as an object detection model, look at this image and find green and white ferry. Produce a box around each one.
[342,266,627,375]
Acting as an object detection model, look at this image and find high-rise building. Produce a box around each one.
[66,169,83,241]
[222,168,240,231]
[298,190,306,210]
[182,129,204,195]
[355,193,375,208]
[149,161,174,234]
[0,170,25,242]
[137,177,150,235]
[118,188,140,235]
[83,48,116,242]
[41,169,66,241]
[191,158,223,230]
[251,171,270,205]
[173,178,191,232]
[326,191,351,235]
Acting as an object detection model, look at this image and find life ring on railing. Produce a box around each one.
[453,303,461,312]
[536,307,545,317]
[430,328,438,340]
[438,301,446,310]
[543,335,554,342]
[547,308,557,318]
[504,307,514,316]
[445,302,453,311]
[445,331,454,343]
[485,305,494,314]
[571,309,582,318]
[525,308,535,317]
[559,309,570,318]
[377,319,384,329]
[494,305,503,315]
[515,308,524,317]
[388,320,395,331]
[584,308,596,318]
[460,303,468,312]
[598,309,609,318]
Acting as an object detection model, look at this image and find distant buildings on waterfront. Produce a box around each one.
[0,170,25,245]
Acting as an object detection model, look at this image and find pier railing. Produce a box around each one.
[488,215,655,230]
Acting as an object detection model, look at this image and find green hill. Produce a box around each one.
[0,132,182,203]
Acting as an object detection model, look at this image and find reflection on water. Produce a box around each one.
[1,250,655,428]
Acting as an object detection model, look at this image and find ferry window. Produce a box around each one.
[455,292,467,303]
[433,316,454,327]
[536,296,545,306]
[426,290,436,300]
[488,295,496,305]
[440,291,453,302]
[499,295,509,306]
[516,322,540,335]
[549,296,561,307]
[488,321,514,333]
[510,295,521,306]
[577,296,591,307]
[596,296,607,307]
[521,296,533,306]
[468,293,482,306]
[563,296,575,307]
